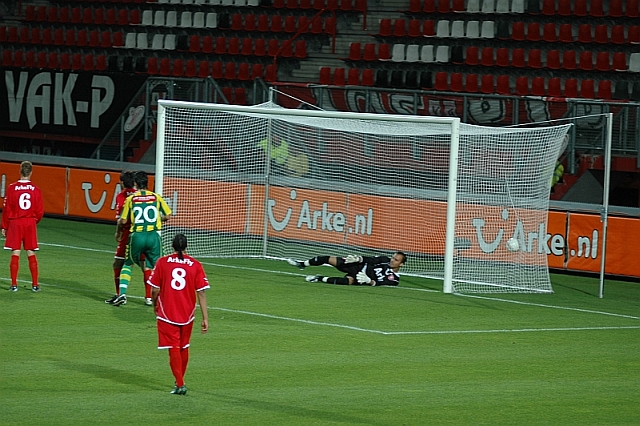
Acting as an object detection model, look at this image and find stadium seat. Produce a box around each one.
[408,19,422,37]
[527,22,541,41]
[436,20,449,38]
[83,54,95,71]
[48,52,59,69]
[319,66,331,84]
[118,10,129,26]
[171,59,184,77]
[231,13,243,31]
[558,24,573,42]
[515,76,529,95]
[251,63,264,79]
[393,19,406,37]
[25,50,36,68]
[450,45,464,63]
[215,37,227,54]
[543,23,557,42]
[557,0,571,15]
[48,6,59,23]
[147,57,159,75]
[597,80,612,99]
[423,20,435,36]
[158,58,171,76]
[480,47,494,66]
[511,22,525,41]
[495,0,510,13]
[465,74,478,92]
[451,21,464,38]
[254,38,266,56]
[542,0,555,14]
[466,21,480,38]
[511,0,525,13]
[629,53,640,72]
[434,72,448,91]
[197,61,209,78]
[595,52,610,71]
[452,0,465,12]
[531,76,545,95]
[362,43,376,61]
[82,8,93,24]
[466,0,480,12]
[10,50,23,67]
[611,25,625,44]
[30,28,41,45]
[206,13,218,28]
[378,43,391,61]
[349,42,361,61]
[225,62,237,80]
[268,39,279,56]
[241,38,253,55]
[465,46,479,65]
[630,26,640,44]
[333,67,345,85]
[60,52,71,70]
[153,10,165,26]
[612,52,627,71]
[193,12,205,28]
[512,48,525,67]
[627,0,639,17]
[580,79,595,98]
[420,45,434,62]
[528,49,542,68]
[496,75,510,95]
[379,19,391,37]
[130,10,141,25]
[450,73,463,92]
[237,62,250,80]
[496,48,509,66]
[362,69,374,86]
[546,50,560,69]
[347,68,360,85]
[406,45,420,62]
[71,53,82,70]
[295,40,307,58]
[164,34,176,50]
[271,15,283,32]
[439,0,451,13]
[578,24,592,43]
[547,77,561,96]
[211,61,223,79]
[594,25,608,43]
[435,45,449,63]
[613,81,630,99]
[65,29,76,47]
[562,50,577,69]
[234,88,247,106]
[391,44,405,62]
[228,37,240,55]
[53,29,64,46]
[480,74,494,94]
[564,78,578,97]
[481,0,495,13]
[180,12,193,28]
[578,50,593,70]
[590,0,603,16]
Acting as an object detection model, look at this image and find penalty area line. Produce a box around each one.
[211,306,640,336]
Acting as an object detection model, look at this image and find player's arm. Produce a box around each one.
[157,195,172,222]
[197,290,208,333]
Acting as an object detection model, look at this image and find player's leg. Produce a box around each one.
[114,235,141,305]
[287,255,332,269]
[5,222,22,290]
[305,274,354,285]
[23,221,40,291]
[26,251,39,291]
[142,233,162,306]
[158,320,187,395]
[110,232,128,302]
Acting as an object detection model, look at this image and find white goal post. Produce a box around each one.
[155,100,570,294]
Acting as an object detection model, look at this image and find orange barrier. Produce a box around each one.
[1,162,637,277]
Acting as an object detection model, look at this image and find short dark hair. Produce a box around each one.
[134,170,148,189]
[172,233,188,259]
[120,171,135,189]
[396,251,407,265]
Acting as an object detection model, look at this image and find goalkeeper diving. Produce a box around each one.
[287,252,407,286]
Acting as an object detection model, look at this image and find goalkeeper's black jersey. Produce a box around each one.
[338,256,400,286]
[362,256,400,286]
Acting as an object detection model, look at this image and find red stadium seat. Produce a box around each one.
[147,57,159,75]
[59,52,71,70]
[48,6,59,23]
[531,76,545,96]
[515,76,529,95]
[597,80,612,99]
[423,0,436,12]
[627,0,639,17]
[574,0,587,15]
[393,19,406,37]
[101,31,112,48]
[94,8,104,25]
[564,78,578,97]
[48,52,59,69]
[96,55,107,71]
[198,61,210,78]
[189,35,201,53]
[270,15,283,32]
[547,77,561,96]
[211,61,223,79]
[557,0,571,15]
[234,88,247,105]
[453,0,465,11]
[84,53,95,71]
[450,73,463,92]
[630,26,640,43]
[284,16,296,33]
[465,46,479,65]
[612,52,627,71]
[609,0,623,16]
[595,52,610,71]
[254,38,267,56]
[546,50,560,69]
[496,75,510,95]
[527,22,541,41]
[465,74,479,93]
[379,18,392,36]
[562,50,577,69]
[511,22,525,41]
[65,29,77,46]
[19,27,29,44]
[423,20,435,36]
[434,72,448,91]
[480,74,494,94]
[257,15,270,32]
[363,43,376,61]
[224,62,236,80]
[496,48,509,66]
[172,59,184,77]
[251,63,264,79]
[244,14,257,31]
[558,24,573,42]
[25,50,36,68]
[237,62,250,80]
[184,60,196,78]
[543,23,557,42]
[241,38,253,55]
[332,67,345,85]
[579,50,593,70]
[228,37,240,55]
[480,47,494,66]
[611,25,625,44]
[268,39,279,56]
[295,40,307,58]
[438,0,451,13]
[347,68,360,85]
[577,24,592,43]
[512,48,525,67]
[580,79,595,98]
[319,66,331,84]
[527,49,542,68]
[71,53,83,70]
[590,0,603,16]
[409,0,421,12]
[594,25,608,43]
[159,58,171,76]
[215,37,227,54]
[202,36,214,53]
[541,0,555,14]
[362,69,374,86]
[30,27,41,44]
[348,42,361,60]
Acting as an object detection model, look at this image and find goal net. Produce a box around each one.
[156,100,570,293]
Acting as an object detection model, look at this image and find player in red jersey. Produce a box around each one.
[105,171,150,305]
[1,161,44,292]
[149,233,209,395]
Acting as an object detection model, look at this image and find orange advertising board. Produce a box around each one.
[0,162,66,215]
[2,161,640,278]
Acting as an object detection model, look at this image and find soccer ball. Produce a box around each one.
[506,238,519,252]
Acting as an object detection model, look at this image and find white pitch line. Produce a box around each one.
[33,242,640,324]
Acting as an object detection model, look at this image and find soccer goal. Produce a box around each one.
[155,100,570,293]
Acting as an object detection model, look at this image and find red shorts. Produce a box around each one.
[157,319,194,350]
[4,218,39,251]
[114,230,144,262]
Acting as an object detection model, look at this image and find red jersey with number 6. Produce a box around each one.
[1,179,44,228]
[148,254,210,325]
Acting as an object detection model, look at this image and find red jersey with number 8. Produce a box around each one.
[148,253,210,325]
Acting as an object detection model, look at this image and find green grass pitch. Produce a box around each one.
[0,217,639,425]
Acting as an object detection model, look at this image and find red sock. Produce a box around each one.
[10,255,19,286]
[168,348,184,387]
[144,269,152,298]
[28,256,38,287]
[114,268,121,295]
[181,348,189,378]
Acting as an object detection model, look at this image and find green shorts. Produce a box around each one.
[125,231,162,269]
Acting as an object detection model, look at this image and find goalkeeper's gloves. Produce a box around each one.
[344,255,363,264]
[356,271,372,285]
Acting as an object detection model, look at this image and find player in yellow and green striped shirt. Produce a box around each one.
[112,171,172,307]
